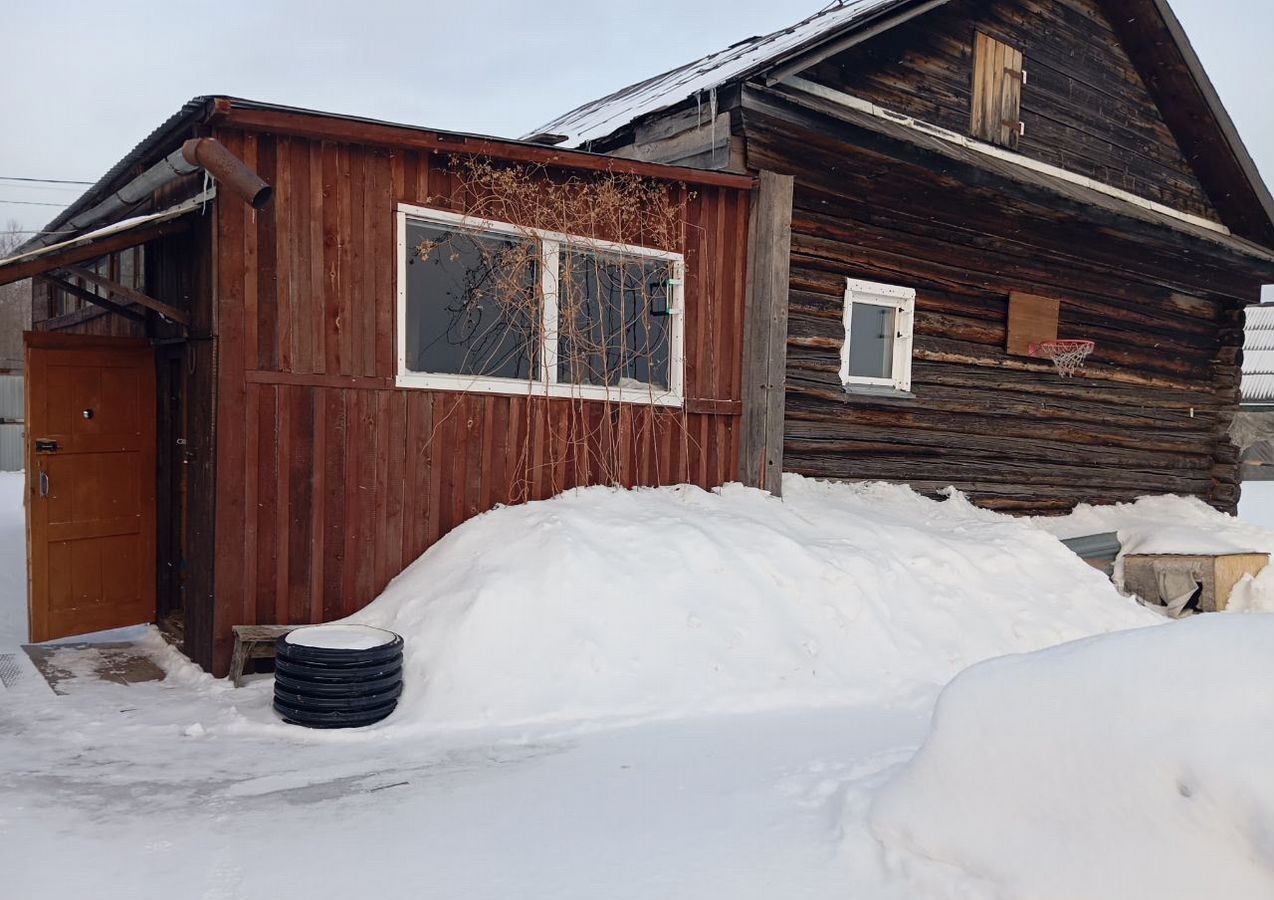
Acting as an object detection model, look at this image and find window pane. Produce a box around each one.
[847,303,895,379]
[556,249,672,390]
[404,221,539,379]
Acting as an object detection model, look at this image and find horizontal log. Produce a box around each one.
[783,452,1213,493]
[784,419,1215,472]
[784,392,1218,454]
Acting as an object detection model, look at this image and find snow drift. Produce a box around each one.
[870,614,1274,900]
[348,476,1157,729]
[1035,493,1274,612]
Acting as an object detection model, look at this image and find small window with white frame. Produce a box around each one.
[840,277,915,392]
[396,204,685,407]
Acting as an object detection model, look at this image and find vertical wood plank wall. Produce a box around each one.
[210,127,750,673]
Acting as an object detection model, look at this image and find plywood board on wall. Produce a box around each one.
[1006,292,1059,356]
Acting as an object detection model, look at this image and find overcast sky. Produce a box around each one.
[3,0,1271,247]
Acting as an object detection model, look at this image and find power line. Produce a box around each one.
[0,176,94,185]
[0,199,68,207]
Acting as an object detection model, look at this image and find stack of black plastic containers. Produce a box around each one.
[273,625,404,729]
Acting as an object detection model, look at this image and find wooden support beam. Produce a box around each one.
[0,217,193,287]
[740,170,795,495]
[37,275,146,323]
[59,264,190,326]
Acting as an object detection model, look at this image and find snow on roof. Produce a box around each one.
[0,190,214,276]
[1245,305,1274,403]
[530,0,911,147]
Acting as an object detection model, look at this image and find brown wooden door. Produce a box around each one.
[26,334,157,643]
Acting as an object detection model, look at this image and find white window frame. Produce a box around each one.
[396,204,685,407]
[840,277,916,392]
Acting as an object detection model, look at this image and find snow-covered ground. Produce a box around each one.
[0,472,26,647]
[2,474,1272,899]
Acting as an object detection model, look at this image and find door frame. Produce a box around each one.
[24,331,157,643]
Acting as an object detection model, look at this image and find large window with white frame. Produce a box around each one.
[840,277,915,392]
[396,204,685,406]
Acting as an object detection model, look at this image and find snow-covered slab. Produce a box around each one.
[284,624,397,651]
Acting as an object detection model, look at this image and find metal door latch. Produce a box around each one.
[39,471,49,498]
[35,439,59,453]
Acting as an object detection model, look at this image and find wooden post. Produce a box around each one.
[740,170,794,495]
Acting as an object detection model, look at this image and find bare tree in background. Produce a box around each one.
[0,221,32,370]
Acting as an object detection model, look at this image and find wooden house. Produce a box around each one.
[0,97,752,673]
[533,0,1274,514]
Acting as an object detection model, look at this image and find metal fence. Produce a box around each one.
[0,375,23,472]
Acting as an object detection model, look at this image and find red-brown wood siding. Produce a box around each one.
[210,128,750,673]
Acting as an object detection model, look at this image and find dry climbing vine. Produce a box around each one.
[410,157,702,501]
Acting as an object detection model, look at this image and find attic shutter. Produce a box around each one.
[971,32,1025,149]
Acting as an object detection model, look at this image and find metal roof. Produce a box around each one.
[19,95,753,258]
[531,0,1274,251]
[529,0,918,147]
[17,96,216,256]
[1245,305,1274,404]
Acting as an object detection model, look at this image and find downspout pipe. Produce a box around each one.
[179,138,273,209]
[26,138,272,252]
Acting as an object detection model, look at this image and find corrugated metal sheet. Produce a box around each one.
[0,425,22,472]
[0,376,23,471]
[530,0,915,146]
[0,375,22,420]
[1245,306,1274,403]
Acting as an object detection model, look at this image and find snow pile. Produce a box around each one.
[870,614,1274,900]
[0,471,25,646]
[1240,482,1274,530]
[1229,567,1274,613]
[1035,493,1274,611]
[1039,492,1273,556]
[348,476,1157,729]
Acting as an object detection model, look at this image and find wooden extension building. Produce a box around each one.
[534,0,1274,514]
[0,97,751,673]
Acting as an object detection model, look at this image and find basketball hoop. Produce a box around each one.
[1030,339,1095,377]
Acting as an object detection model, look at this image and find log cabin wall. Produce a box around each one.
[800,0,1220,223]
[685,0,1274,518]
[742,101,1254,516]
[209,125,750,674]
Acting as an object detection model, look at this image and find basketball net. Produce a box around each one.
[1031,339,1095,378]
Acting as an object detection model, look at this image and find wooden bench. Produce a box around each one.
[229,625,298,687]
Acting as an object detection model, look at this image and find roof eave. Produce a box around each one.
[1150,0,1274,231]
[17,97,217,255]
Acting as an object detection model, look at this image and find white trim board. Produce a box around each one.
[395,203,686,408]
[840,277,915,392]
[780,75,1231,237]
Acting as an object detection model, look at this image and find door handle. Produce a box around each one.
[35,439,59,453]
[39,471,49,498]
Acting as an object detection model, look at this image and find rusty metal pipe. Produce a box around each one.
[180,138,273,209]
[20,138,272,253]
